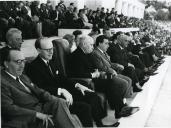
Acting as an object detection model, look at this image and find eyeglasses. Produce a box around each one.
[11,59,26,65]
[41,47,54,52]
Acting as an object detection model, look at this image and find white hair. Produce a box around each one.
[6,28,22,44]
[78,35,94,48]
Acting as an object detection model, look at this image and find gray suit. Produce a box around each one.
[1,70,82,128]
[91,47,133,98]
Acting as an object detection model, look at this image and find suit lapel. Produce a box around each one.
[37,56,55,77]
[95,48,111,64]
[2,71,32,94]
[116,44,121,50]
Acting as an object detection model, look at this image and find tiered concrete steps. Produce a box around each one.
[102,56,171,127]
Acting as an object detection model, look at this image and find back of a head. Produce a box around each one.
[73,30,82,39]
[73,30,83,46]
[103,26,110,34]
[35,37,46,49]
[103,27,112,38]
[92,27,101,34]
[52,38,70,51]
[63,34,74,45]
[35,37,53,51]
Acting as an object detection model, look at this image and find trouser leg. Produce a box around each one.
[43,98,82,128]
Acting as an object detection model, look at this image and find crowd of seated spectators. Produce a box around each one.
[0,0,151,42]
[1,25,168,127]
[0,1,171,127]
[136,20,171,55]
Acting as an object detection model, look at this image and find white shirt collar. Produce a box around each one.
[116,41,124,50]
[7,45,12,48]
[5,71,17,80]
[97,47,104,54]
[118,44,124,50]
[70,43,77,53]
[80,47,86,54]
[40,57,48,65]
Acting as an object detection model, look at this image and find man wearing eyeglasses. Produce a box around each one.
[1,48,82,128]
[26,37,110,127]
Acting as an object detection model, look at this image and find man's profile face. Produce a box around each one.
[5,50,25,77]
[121,36,129,48]
[84,38,94,54]
[99,39,109,52]
[39,39,54,61]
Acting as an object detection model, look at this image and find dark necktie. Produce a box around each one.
[16,77,20,82]
[104,52,110,61]
[47,62,54,76]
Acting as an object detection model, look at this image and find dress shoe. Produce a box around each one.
[145,70,154,75]
[147,72,158,76]
[115,106,140,119]
[153,63,159,68]
[146,72,158,76]
[160,56,165,60]
[133,87,142,92]
[143,76,149,81]
[140,78,149,86]
[96,121,120,127]
[109,122,120,127]
[102,122,120,127]
[133,84,143,92]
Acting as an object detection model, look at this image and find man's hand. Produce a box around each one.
[36,112,54,128]
[91,69,100,78]
[61,89,73,106]
[108,68,118,76]
[128,63,135,69]
[116,64,124,71]
[75,83,94,95]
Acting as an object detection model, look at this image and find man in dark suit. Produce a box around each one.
[107,34,143,92]
[26,37,108,127]
[1,48,82,128]
[91,35,133,99]
[68,35,140,119]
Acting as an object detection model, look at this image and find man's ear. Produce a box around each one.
[82,41,86,49]
[4,61,8,69]
[37,48,41,54]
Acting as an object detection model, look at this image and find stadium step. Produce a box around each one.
[117,56,171,127]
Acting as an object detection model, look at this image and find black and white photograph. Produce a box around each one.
[0,0,171,127]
